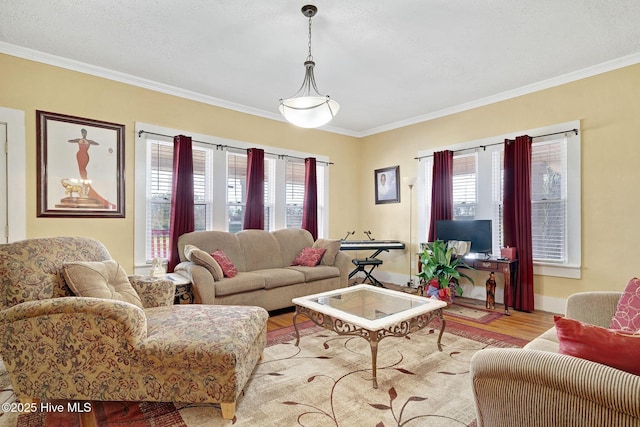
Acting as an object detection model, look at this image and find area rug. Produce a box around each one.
[445,299,504,324]
[7,319,524,427]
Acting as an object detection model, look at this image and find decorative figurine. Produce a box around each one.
[485,272,496,310]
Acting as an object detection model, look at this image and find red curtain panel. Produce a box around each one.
[503,135,534,312]
[301,157,318,240]
[168,135,195,272]
[428,150,454,242]
[243,148,265,230]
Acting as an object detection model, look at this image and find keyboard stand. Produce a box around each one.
[349,258,384,287]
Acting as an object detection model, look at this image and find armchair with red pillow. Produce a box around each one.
[470,282,640,427]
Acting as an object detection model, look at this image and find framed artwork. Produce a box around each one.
[374,165,400,204]
[36,111,125,217]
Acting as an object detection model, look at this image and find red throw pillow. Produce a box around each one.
[291,247,326,267]
[210,249,238,278]
[609,277,640,332]
[554,315,640,375]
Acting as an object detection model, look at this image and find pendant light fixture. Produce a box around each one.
[279,4,339,128]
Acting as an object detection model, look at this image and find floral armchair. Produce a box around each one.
[0,237,268,420]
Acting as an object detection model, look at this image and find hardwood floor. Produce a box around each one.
[268,286,556,343]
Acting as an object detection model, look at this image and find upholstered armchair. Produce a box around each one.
[0,237,268,420]
[470,291,640,426]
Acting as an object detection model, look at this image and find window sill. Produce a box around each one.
[533,262,581,279]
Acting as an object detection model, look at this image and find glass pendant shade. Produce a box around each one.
[279,5,339,128]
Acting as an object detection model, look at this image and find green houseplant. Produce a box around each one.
[418,240,474,301]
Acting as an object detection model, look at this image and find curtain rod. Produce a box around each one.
[138,130,334,165]
[414,128,579,161]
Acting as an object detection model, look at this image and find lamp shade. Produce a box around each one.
[279,96,340,128]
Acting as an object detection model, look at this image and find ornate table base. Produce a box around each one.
[293,305,445,389]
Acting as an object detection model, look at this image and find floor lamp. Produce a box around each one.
[403,176,417,287]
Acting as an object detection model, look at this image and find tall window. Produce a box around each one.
[226,150,273,232]
[492,139,567,262]
[147,140,209,260]
[452,153,477,219]
[285,160,305,228]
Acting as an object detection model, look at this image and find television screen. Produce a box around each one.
[435,220,493,254]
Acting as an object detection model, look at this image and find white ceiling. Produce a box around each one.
[2,1,640,137]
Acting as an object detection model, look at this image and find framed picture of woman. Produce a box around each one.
[374,165,400,204]
[36,111,125,217]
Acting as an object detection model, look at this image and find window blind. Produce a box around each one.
[452,153,477,219]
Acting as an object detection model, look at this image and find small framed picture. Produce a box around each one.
[36,110,125,218]
[374,165,400,204]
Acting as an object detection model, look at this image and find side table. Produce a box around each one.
[166,272,194,304]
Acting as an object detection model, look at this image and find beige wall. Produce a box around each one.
[360,64,640,302]
[2,51,639,305]
[0,53,361,271]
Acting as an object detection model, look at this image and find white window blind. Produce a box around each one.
[227,151,246,233]
[530,140,566,262]
[452,153,477,219]
[285,160,305,229]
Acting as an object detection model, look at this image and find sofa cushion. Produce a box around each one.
[211,250,238,278]
[610,277,640,333]
[184,244,224,281]
[287,265,341,282]
[213,272,266,296]
[292,247,326,267]
[178,230,246,272]
[237,230,284,271]
[313,239,341,265]
[251,268,306,290]
[62,260,144,309]
[272,228,315,266]
[522,327,559,352]
[555,315,640,375]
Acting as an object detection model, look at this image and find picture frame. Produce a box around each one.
[374,165,400,204]
[36,110,125,218]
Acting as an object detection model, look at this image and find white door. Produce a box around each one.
[0,122,6,244]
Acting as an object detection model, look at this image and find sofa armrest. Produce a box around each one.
[470,348,640,427]
[128,275,176,308]
[174,262,216,303]
[565,291,622,327]
[0,297,149,399]
[334,251,351,287]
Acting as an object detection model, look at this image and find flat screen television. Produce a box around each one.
[435,220,493,255]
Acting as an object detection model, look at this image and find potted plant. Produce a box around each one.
[417,240,475,302]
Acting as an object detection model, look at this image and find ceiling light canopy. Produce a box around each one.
[279,4,339,129]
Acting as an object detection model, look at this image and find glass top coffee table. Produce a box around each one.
[292,284,447,388]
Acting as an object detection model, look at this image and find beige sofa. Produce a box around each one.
[175,228,351,311]
[470,291,640,426]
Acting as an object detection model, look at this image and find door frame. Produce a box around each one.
[0,107,26,242]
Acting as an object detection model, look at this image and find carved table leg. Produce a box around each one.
[368,330,380,389]
[293,307,301,346]
[436,309,446,351]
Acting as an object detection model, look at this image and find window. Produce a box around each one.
[285,160,305,228]
[452,154,477,219]
[492,138,568,262]
[147,141,209,260]
[226,150,274,232]
[134,122,330,272]
[418,120,580,279]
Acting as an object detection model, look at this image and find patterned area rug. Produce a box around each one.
[4,319,525,427]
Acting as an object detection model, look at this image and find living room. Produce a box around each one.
[1,2,640,425]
